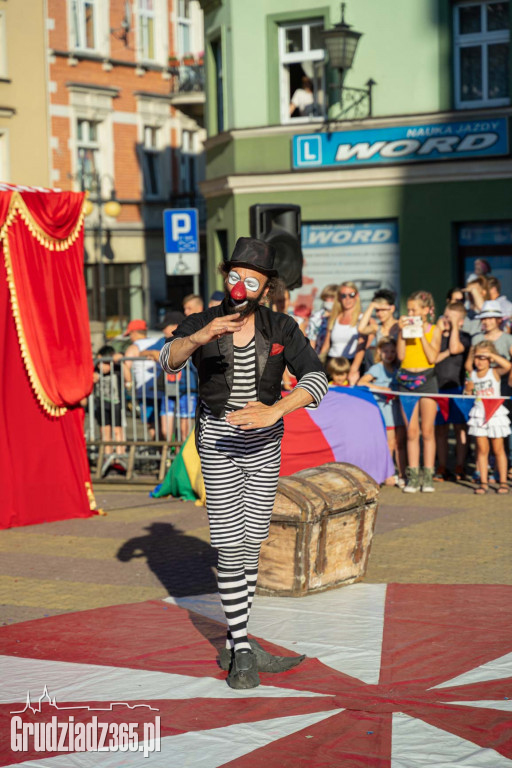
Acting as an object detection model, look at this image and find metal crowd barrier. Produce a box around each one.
[84,356,196,482]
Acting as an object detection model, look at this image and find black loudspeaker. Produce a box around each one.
[249,203,303,290]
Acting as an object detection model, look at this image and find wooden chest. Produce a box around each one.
[257,462,379,597]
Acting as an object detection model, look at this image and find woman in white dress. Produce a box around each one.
[464,340,511,495]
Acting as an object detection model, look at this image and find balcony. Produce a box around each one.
[168,60,205,120]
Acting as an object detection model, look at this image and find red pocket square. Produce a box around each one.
[270,343,284,356]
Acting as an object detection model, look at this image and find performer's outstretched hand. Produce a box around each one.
[226,401,281,430]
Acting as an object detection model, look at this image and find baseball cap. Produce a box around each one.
[157,311,185,330]
[123,319,147,335]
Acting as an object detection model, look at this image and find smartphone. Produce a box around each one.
[402,316,424,339]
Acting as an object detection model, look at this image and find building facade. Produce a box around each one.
[0,0,50,187]
[200,0,512,313]
[47,0,206,336]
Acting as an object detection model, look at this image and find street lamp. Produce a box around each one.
[321,3,376,118]
[83,174,121,337]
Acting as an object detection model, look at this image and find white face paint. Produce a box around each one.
[227,270,261,293]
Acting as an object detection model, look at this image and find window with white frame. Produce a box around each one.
[454,1,510,108]
[278,19,326,123]
[177,0,192,58]
[71,0,98,51]
[142,125,161,197]
[138,0,156,61]
[77,119,100,190]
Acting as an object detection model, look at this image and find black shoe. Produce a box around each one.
[219,639,306,674]
[226,649,260,689]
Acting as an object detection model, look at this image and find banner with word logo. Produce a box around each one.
[292,118,508,169]
[291,221,400,313]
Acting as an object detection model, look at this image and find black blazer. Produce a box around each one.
[167,299,325,418]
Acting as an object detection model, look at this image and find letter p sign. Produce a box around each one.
[172,213,191,241]
[163,208,199,254]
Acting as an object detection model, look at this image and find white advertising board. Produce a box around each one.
[291,221,400,313]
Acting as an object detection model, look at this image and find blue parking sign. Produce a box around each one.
[163,208,199,254]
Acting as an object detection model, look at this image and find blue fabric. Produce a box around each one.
[435,386,468,425]
[400,394,421,424]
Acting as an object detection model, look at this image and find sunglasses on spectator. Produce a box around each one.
[474,355,490,360]
[339,291,357,299]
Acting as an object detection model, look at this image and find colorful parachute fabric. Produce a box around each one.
[151,429,206,506]
[152,388,394,503]
[280,387,394,481]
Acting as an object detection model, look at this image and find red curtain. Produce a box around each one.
[0,188,96,528]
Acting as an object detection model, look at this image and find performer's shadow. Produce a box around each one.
[116,523,226,654]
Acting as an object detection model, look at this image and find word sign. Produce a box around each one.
[293,118,508,169]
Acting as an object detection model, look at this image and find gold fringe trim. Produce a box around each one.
[3,233,67,416]
[85,481,104,514]
[1,190,87,416]
[2,190,86,250]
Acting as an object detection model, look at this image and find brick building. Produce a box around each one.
[47,0,206,337]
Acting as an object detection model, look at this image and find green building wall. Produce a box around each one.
[201,0,512,311]
[203,0,453,134]
[207,178,512,312]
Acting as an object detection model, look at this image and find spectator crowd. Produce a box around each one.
[91,264,512,494]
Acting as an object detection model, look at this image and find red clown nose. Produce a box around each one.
[230,281,247,301]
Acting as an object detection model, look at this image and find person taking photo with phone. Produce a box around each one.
[396,290,442,493]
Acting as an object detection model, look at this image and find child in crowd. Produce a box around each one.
[464,341,511,494]
[434,301,471,481]
[306,283,338,354]
[358,288,399,370]
[326,356,350,387]
[397,290,442,493]
[358,336,406,486]
[93,345,130,463]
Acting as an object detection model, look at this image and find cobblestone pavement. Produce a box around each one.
[1,480,510,626]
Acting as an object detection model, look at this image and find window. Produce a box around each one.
[77,119,100,190]
[86,264,145,332]
[142,125,161,198]
[458,222,512,299]
[454,1,510,108]
[138,0,156,61]
[278,20,326,123]
[71,0,97,51]
[177,0,192,58]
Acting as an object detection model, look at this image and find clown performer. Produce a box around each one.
[160,237,328,689]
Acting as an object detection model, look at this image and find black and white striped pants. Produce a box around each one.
[198,405,283,548]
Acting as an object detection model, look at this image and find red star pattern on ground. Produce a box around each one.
[0,584,511,766]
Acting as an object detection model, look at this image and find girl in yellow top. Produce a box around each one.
[396,291,442,493]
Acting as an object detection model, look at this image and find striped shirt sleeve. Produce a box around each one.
[159,338,187,374]
[296,370,329,409]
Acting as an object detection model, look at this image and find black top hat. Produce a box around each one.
[226,237,278,277]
